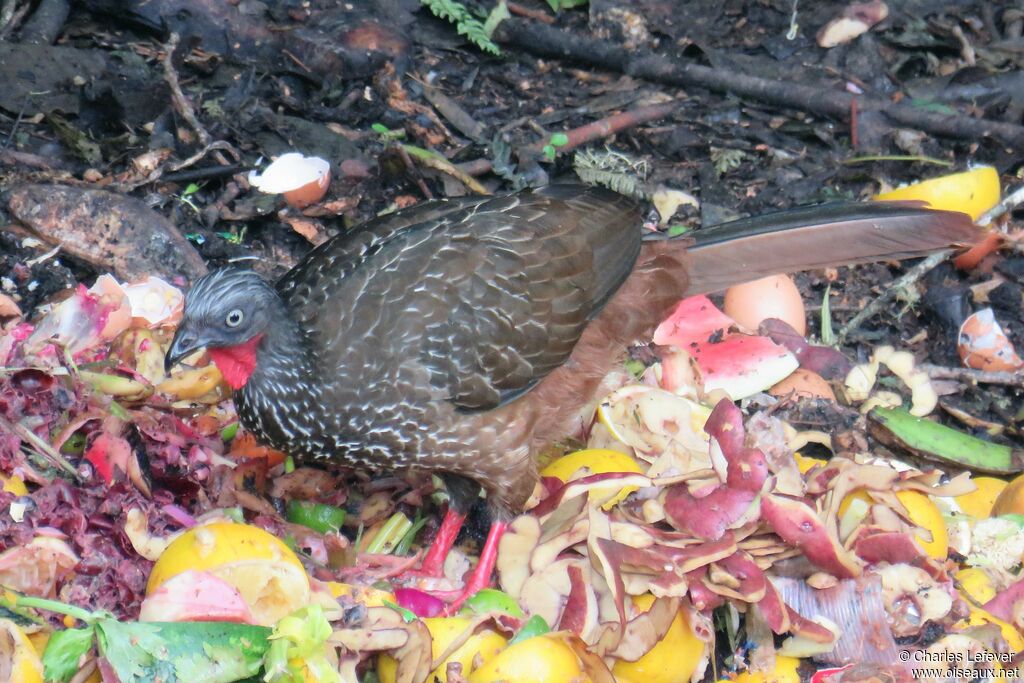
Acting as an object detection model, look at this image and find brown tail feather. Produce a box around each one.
[680,201,982,295]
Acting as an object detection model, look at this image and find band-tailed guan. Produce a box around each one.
[165,184,979,604]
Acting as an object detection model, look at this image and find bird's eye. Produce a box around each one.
[225,309,244,327]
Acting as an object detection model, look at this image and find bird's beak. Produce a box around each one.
[164,324,203,374]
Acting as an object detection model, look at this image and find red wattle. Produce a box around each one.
[208,334,264,390]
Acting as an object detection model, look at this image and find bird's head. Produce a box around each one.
[165,268,280,390]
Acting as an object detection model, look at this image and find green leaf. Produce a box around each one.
[868,406,1024,474]
[483,0,510,37]
[264,605,340,683]
[43,626,96,683]
[421,0,502,55]
[820,283,835,346]
[542,144,556,162]
[550,133,569,147]
[371,122,390,135]
[667,224,690,237]
[547,0,588,10]
[97,619,271,683]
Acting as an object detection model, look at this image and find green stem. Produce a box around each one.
[843,155,953,167]
[15,595,94,622]
[365,513,412,554]
[394,514,429,556]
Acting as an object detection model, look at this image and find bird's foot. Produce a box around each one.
[442,520,508,615]
[407,507,467,579]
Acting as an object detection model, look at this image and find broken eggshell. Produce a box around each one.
[958,308,1024,372]
[723,274,807,337]
[122,276,185,327]
[248,153,331,208]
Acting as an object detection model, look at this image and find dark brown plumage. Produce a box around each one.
[165,184,979,601]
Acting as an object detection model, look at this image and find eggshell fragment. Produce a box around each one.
[723,274,807,336]
[769,368,836,401]
[89,274,132,340]
[122,276,184,327]
[958,308,1024,372]
[248,153,331,208]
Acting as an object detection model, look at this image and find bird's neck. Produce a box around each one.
[209,335,264,390]
[212,308,311,392]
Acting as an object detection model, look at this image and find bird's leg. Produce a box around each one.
[415,506,467,577]
[444,519,508,614]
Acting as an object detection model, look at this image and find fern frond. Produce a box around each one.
[421,0,503,55]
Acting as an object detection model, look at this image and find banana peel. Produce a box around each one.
[868,406,1024,474]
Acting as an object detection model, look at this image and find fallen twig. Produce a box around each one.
[523,99,681,157]
[0,414,82,480]
[839,183,1024,340]
[17,0,69,45]
[120,141,237,192]
[0,148,71,171]
[921,364,1024,387]
[420,81,487,142]
[459,99,681,177]
[401,144,489,195]
[837,251,951,340]
[0,0,30,40]
[843,155,953,167]
[507,1,555,24]
[396,145,434,199]
[162,33,211,148]
[493,18,1024,149]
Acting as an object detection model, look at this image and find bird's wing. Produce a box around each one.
[280,185,642,411]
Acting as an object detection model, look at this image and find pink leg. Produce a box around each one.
[445,520,509,614]
[417,507,467,577]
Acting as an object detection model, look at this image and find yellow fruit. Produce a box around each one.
[468,633,589,683]
[875,167,1000,221]
[327,582,395,607]
[612,595,705,683]
[958,605,1024,652]
[0,475,28,496]
[540,449,644,509]
[147,522,310,626]
[838,489,947,560]
[728,655,801,683]
[0,618,44,683]
[956,477,1008,519]
[794,453,826,474]
[956,568,997,605]
[379,617,507,683]
[992,473,1024,517]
